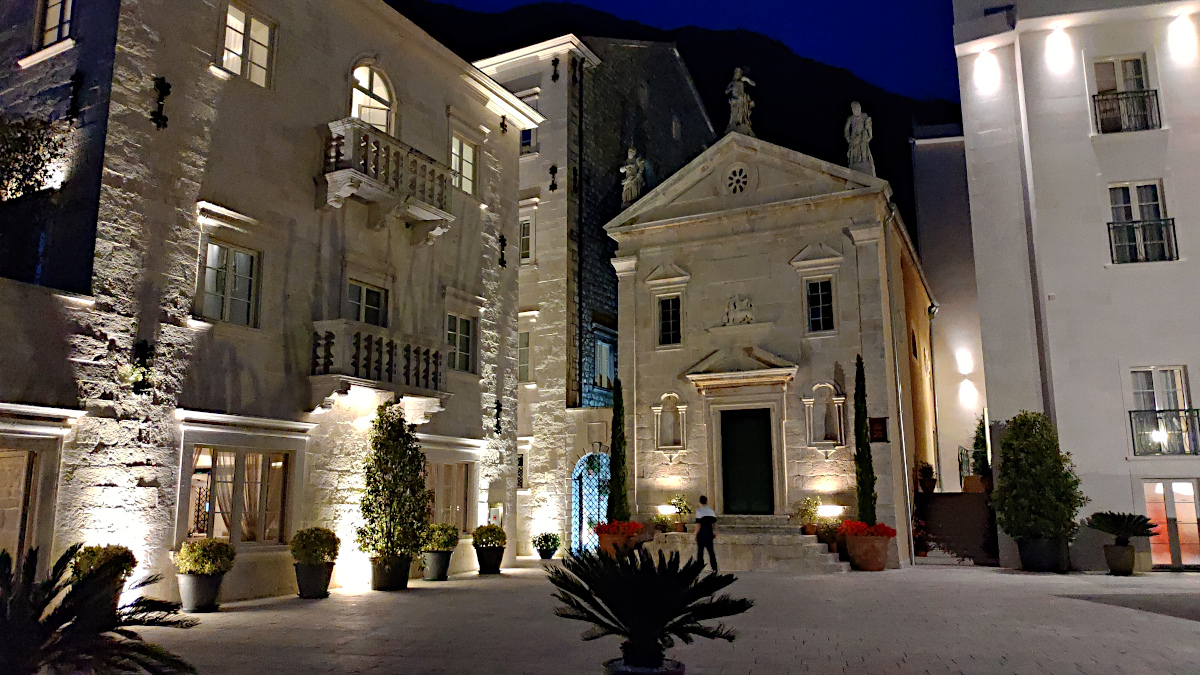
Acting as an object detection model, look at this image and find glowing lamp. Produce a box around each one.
[955,348,974,375]
[1045,28,1074,74]
[657,504,678,516]
[1151,428,1169,445]
[816,504,845,519]
[959,380,980,409]
[974,49,1002,95]
[1169,14,1199,65]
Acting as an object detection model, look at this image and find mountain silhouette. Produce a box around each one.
[389,0,962,244]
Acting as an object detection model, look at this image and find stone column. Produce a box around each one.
[612,255,638,515]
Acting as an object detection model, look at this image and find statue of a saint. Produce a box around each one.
[620,146,646,207]
[725,68,756,137]
[844,101,875,177]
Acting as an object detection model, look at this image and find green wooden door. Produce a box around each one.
[720,408,774,514]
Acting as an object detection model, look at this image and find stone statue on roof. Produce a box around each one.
[620,146,646,207]
[844,101,875,177]
[725,68,756,137]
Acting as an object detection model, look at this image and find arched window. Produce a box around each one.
[352,64,392,133]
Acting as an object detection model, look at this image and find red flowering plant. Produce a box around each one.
[594,520,645,537]
[836,521,897,538]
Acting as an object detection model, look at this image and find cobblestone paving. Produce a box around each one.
[142,561,1200,674]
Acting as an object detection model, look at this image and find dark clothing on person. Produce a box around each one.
[696,537,718,573]
[695,506,717,572]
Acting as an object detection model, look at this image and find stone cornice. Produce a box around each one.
[612,256,638,278]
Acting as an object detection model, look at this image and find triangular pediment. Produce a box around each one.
[644,262,691,289]
[685,346,797,376]
[606,133,887,233]
[789,243,845,274]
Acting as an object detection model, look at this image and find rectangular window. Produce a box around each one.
[1092,55,1159,133]
[1130,367,1196,456]
[519,217,532,263]
[1143,480,1200,568]
[658,296,681,346]
[447,314,474,372]
[426,461,470,531]
[1108,182,1175,264]
[186,446,288,544]
[516,453,525,490]
[202,241,257,326]
[595,340,615,389]
[519,94,538,153]
[806,279,835,333]
[221,4,272,87]
[451,133,476,195]
[348,280,386,327]
[41,0,73,48]
[518,331,531,382]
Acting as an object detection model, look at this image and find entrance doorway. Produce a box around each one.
[1144,479,1200,569]
[571,453,610,552]
[720,408,774,514]
[0,450,34,558]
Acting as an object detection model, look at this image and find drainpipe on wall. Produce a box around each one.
[927,303,942,489]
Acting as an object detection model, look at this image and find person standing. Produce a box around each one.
[695,495,718,572]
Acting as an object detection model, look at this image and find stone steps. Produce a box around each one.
[645,531,849,575]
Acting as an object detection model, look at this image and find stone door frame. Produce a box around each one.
[700,390,788,516]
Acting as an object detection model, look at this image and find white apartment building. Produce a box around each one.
[954,0,1200,569]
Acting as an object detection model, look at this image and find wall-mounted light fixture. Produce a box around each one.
[959,379,980,409]
[495,400,503,434]
[657,504,678,516]
[974,49,1001,95]
[499,115,508,134]
[1045,27,1074,75]
[955,348,974,375]
[498,234,507,268]
[551,56,560,82]
[548,164,558,191]
[1170,13,1199,65]
[150,76,171,130]
[816,504,845,519]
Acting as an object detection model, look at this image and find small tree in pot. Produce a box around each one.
[1086,511,1157,576]
[175,539,236,612]
[357,403,433,591]
[533,532,561,560]
[73,545,137,617]
[473,524,507,574]
[422,523,461,581]
[992,411,1088,573]
[668,494,692,532]
[290,527,339,598]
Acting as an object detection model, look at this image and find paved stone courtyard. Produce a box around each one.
[143,561,1200,674]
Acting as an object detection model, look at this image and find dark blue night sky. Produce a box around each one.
[435,0,961,102]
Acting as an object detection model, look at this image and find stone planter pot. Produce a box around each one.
[598,533,633,558]
[422,550,453,581]
[475,546,504,574]
[177,573,224,613]
[918,477,938,494]
[294,562,334,599]
[602,658,686,675]
[537,548,556,560]
[371,556,411,591]
[1103,544,1136,576]
[845,535,890,571]
[961,476,985,493]
[673,522,687,533]
[1017,538,1070,573]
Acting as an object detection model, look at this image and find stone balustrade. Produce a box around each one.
[311,319,444,393]
[323,117,454,218]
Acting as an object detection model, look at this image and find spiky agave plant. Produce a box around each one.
[0,544,197,675]
[1086,511,1159,547]
[548,548,753,669]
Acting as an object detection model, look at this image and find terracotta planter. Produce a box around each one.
[673,522,687,533]
[294,562,334,598]
[475,546,504,574]
[422,550,453,581]
[961,476,985,493]
[371,556,411,590]
[1017,538,1069,573]
[845,535,890,571]
[918,477,937,494]
[603,658,686,675]
[177,573,224,612]
[598,533,632,557]
[802,524,818,536]
[1103,544,1136,576]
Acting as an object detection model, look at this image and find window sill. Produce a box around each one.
[18,39,75,69]
[1126,454,1200,462]
[1103,258,1184,269]
[1090,126,1169,140]
[655,344,684,352]
[520,150,541,161]
[805,330,839,339]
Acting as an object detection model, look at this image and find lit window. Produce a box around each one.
[518,331,531,382]
[1108,182,1175,264]
[451,133,476,195]
[202,241,258,326]
[186,446,288,544]
[519,217,532,263]
[806,279,835,333]
[221,4,273,87]
[447,314,474,372]
[658,296,681,346]
[1130,367,1193,456]
[1092,55,1159,133]
[41,0,73,48]
[425,461,470,531]
[351,65,392,133]
[595,339,615,389]
[348,280,386,327]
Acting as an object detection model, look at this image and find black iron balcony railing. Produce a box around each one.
[1130,409,1200,456]
[1093,90,1161,134]
[1108,217,1177,264]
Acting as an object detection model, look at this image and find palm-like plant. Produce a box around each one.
[1087,511,1159,547]
[0,545,197,675]
[548,548,753,669]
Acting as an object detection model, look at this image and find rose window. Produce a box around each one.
[727,166,749,194]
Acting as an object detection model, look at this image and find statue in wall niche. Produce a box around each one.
[844,101,875,177]
[620,146,646,208]
[724,68,756,137]
[723,295,755,326]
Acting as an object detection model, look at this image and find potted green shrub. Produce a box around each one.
[290,527,339,598]
[73,544,137,615]
[533,532,561,560]
[1086,511,1157,576]
[788,496,822,535]
[668,494,692,533]
[175,539,236,612]
[963,417,993,493]
[916,461,937,494]
[992,411,1088,573]
[423,523,461,581]
[357,403,433,591]
[650,515,673,534]
[549,549,753,674]
[473,524,507,574]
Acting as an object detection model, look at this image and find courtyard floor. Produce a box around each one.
[143,560,1200,674]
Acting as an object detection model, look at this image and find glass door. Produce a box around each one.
[1143,480,1200,569]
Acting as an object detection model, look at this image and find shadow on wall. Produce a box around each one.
[0,244,80,406]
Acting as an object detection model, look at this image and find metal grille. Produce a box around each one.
[571,453,610,553]
[1093,89,1161,133]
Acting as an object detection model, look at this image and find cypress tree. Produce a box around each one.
[853,355,877,525]
[357,403,433,561]
[606,378,631,522]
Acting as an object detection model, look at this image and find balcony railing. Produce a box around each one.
[1130,409,1200,456]
[311,319,444,393]
[1108,218,1177,264]
[322,117,454,219]
[1093,90,1161,134]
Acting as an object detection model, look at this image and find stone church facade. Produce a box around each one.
[0,0,539,599]
[607,133,937,565]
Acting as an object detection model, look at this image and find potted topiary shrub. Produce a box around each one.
[1086,511,1158,576]
[650,515,673,534]
[838,521,897,571]
[290,527,339,598]
[668,494,692,533]
[357,403,433,591]
[423,523,461,581]
[916,461,937,494]
[473,524,507,574]
[788,496,822,535]
[992,411,1088,573]
[549,549,754,674]
[73,544,137,616]
[175,539,236,612]
[533,532,561,560]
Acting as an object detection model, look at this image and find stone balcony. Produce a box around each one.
[310,319,449,423]
[322,118,456,242]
